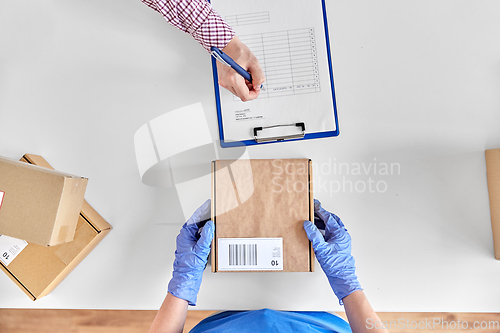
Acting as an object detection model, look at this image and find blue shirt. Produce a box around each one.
[190,309,352,332]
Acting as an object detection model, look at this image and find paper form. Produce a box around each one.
[211,0,337,142]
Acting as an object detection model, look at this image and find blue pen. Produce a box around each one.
[210,46,254,83]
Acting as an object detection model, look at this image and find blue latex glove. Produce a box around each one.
[303,199,362,305]
[167,199,214,306]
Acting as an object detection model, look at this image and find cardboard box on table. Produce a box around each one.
[0,154,112,300]
[0,155,87,246]
[211,159,314,272]
[485,149,500,260]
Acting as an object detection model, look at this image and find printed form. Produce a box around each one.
[211,0,337,142]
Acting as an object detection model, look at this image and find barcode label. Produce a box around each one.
[218,238,283,271]
[229,243,257,266]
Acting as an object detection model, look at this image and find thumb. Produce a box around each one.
[303,220,325,251]
[194,220,214,255]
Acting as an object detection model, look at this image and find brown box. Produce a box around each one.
[0,155,88,246]
[0,154,112,300]
[486,149,500,260]
[211,159,314,272]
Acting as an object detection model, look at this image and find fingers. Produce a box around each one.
[325,216,347,242]
[247,61,265,91]
[221,69,260,102]
[313,199,346,241]
[217,35,265,102]
[303,220,325,251]
[177,223,198,252]
[232,76,253,102]
[314,199,332,223]
[314,199,344,226]
[186,199,211,225]
[194,220,214,255]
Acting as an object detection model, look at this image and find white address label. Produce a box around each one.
[218,238,283,271]
[0,235,28,266]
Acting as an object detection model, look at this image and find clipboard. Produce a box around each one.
[210,0,339,148]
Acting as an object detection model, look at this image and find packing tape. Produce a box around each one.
[57,225,69,243]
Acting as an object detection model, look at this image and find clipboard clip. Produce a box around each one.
[253,122,306,143]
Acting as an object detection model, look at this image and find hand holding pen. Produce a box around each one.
[212,36,265,102]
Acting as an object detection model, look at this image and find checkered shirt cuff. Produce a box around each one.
[142,0,235,52]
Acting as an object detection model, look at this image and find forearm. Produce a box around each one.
[343,290,388,333]
[148,293,189,333]
[141,0,235,52]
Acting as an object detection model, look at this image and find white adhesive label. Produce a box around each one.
[218,237,283,271]
[0,191,4,211]
[0,235,28,266]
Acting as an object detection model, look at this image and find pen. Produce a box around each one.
[210,46,255,84]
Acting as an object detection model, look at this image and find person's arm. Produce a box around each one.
[149,293,188,333]
[303,200,388,333]
[141,0,264,101]
[343,290,387,333]
[141,0,234,51]
[148,200,214,333]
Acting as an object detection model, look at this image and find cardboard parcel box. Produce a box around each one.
[0,154,112,300]
[211,159,314,272]
[0,155,87,246]
[486,149,500,260]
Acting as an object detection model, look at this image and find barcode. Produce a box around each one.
[229,244,257,266]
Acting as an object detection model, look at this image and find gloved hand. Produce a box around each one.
[167,199,214,306]
[303,199,362,305]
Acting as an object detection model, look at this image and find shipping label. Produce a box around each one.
[218,237,283,271]
[0,235,28,266]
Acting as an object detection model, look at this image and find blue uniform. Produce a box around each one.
[190,309,352,332]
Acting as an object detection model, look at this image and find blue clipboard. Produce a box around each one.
[211,0,339,148]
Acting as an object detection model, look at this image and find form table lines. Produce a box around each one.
[237,28,320,100]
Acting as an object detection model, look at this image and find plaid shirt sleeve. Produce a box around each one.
[141,0,235,52]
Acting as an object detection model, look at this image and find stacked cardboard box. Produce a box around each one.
[0,155,88,246]
[486,149,500,260]
[0,154,111,300]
